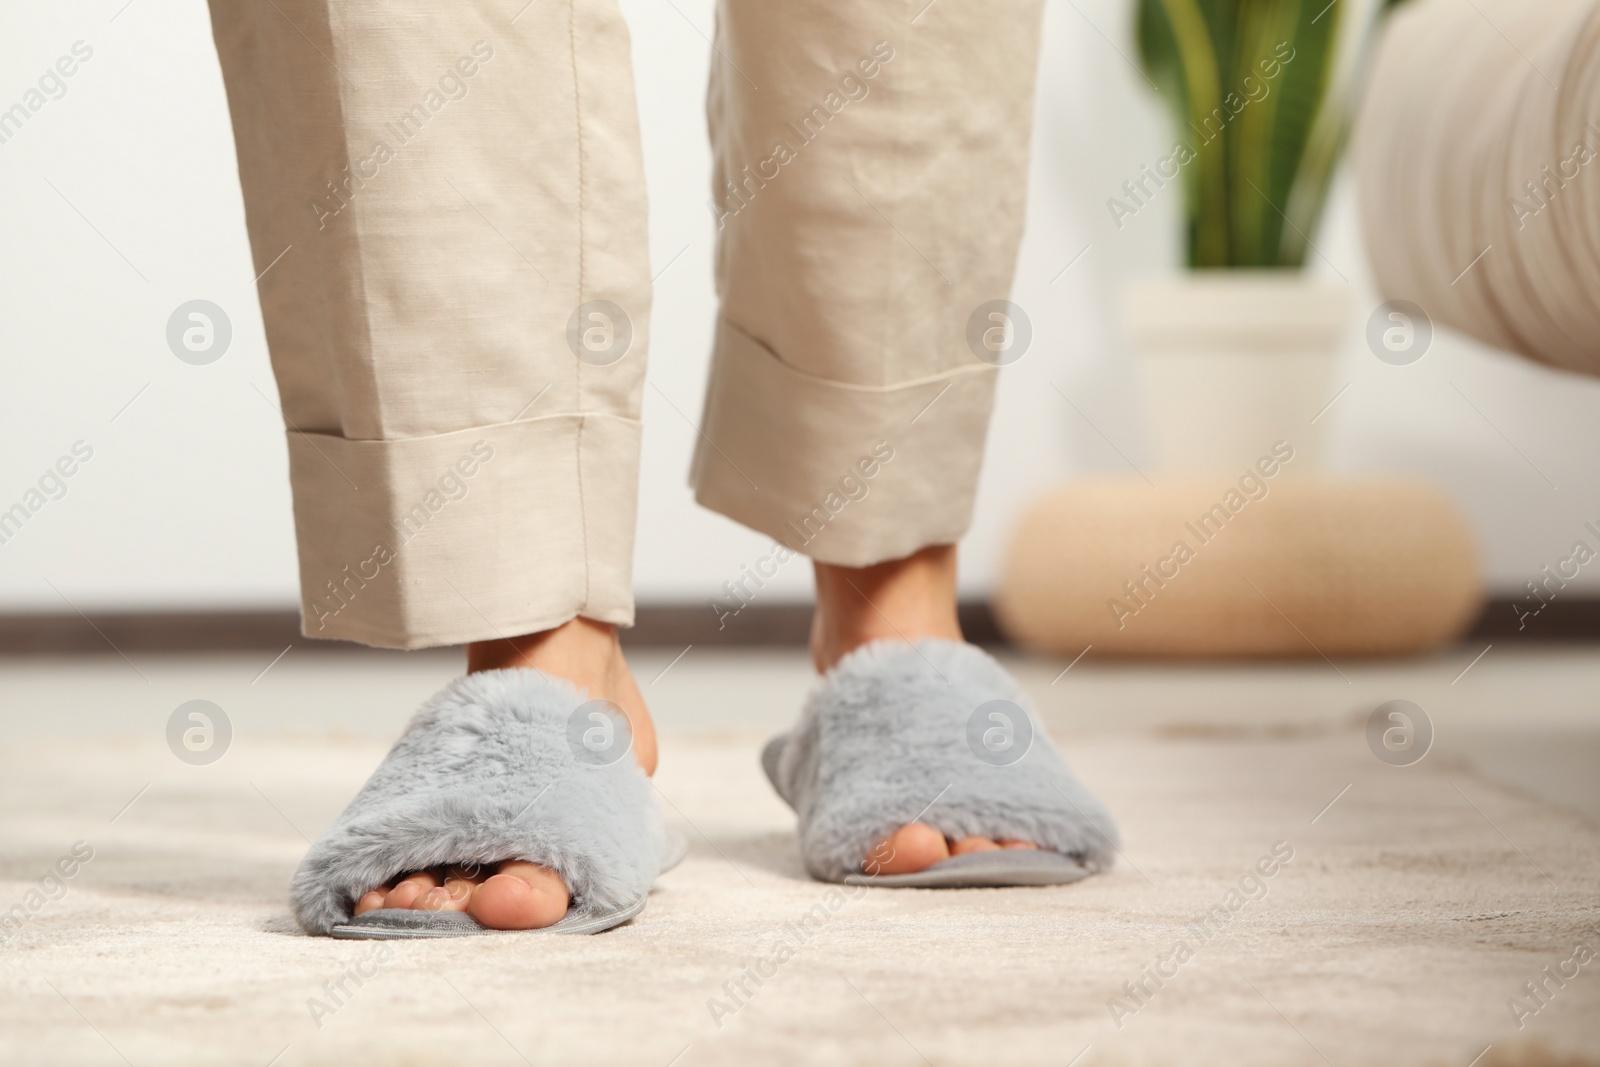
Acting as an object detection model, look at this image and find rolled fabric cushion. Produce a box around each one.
[995,478,1481,658]
[1358,0,1600,376]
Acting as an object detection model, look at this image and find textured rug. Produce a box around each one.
[0,650,1596,1066]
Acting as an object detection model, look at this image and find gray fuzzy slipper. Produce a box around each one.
[288,669,682,939]
[762,639,1119,887]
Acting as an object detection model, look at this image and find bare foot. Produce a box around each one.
[810,546,1036,875]
[352,617,654,929]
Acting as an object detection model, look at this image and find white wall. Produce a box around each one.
[1,0,1596,616]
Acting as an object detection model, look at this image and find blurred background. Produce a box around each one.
[2,0,1597,638]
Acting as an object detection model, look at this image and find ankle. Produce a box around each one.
[468,617,657,775]
[810,545,962,673]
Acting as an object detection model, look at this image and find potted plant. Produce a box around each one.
[1123,0,1408,472]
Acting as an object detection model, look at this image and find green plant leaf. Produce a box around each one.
[1133,0,1407,267]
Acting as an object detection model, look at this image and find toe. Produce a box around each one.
[467,861,570,930]
[950,836,1001,856]
[354,890,387,915]
[417,878,474,912]
[383,871,439,910]
[998,839,1038,850]
[415,886,450,911]
[865,822,950,876]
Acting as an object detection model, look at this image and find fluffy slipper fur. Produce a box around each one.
[765,639,1119,883]
[290,669,666,936]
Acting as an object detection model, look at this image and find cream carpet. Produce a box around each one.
[1,647,1597,1066]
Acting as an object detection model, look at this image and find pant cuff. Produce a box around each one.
[287,413,639,649]
[691,318,997,566]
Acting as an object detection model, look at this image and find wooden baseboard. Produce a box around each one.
[0,598,1587,655]
[1464,596,1600,641]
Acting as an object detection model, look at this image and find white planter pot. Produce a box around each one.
[1122,272,1352,474]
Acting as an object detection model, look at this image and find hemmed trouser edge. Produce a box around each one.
[692,316,998,568]
[288,412,640,650]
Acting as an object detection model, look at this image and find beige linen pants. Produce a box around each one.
[209,0,1045,649]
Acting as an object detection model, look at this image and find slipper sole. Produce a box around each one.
[328,895,648,939]
[846,848,1095,888]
